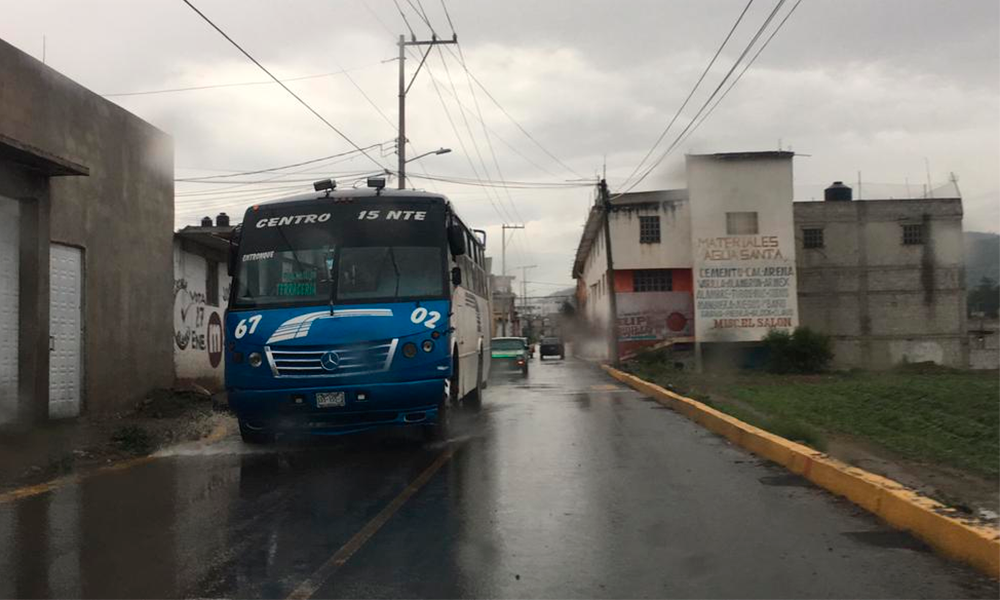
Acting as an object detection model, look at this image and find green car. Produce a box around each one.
[491,337,529,376]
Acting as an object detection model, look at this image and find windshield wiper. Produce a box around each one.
[388,247,401,298]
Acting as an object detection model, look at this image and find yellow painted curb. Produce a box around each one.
[603,365,1000,579]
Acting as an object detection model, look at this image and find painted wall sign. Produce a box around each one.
[687,153,799,343]
[207,312,223,368]
[615,291,694,357]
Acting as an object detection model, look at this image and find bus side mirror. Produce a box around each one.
[226,226,242,276]
[451,266,463,286]
[447,224,466,256]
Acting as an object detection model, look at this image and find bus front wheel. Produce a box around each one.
[238,418,275,445]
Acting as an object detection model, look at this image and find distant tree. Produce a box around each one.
[968,276,1000,318]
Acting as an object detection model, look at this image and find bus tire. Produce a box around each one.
[238,418,274,445]
[424,392,451,442]
[464,353,484,412]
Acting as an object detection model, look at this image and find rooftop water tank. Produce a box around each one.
[200,216,213,227]
[216,212,230,227]
[824,181,853,202]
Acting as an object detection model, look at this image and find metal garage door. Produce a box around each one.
[49,244,83,419]
[0,197,19,425]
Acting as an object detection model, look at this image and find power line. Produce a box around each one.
[179,0,387,172]
[618,0,755,191]
[359,0,564,180]
[675,0,805,151]
[435,45,513,221]
[174,143,389,182]
[402,172,590,190]
[439,0,457,36]
[392,0,417,38]
[617,0,790,197]
[447,49,585,180]
[101,64,379,97]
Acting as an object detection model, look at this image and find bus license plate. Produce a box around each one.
[316,392,345,408]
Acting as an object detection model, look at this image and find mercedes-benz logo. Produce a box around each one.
[320,351,341,371]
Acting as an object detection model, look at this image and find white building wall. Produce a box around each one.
[688,152,799,342]
[608,200,692,269]
[173,240,229,388]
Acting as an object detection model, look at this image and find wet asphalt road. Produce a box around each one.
[1,357,997,599]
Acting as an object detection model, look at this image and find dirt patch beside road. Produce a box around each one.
[0,388,234,493]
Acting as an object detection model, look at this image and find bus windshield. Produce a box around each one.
[232,201,447,308]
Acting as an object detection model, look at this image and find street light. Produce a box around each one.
[405,147,451,164]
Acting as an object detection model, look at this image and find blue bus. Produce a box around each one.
[224,182,491,443]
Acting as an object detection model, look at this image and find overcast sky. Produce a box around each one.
[3,0,998,295]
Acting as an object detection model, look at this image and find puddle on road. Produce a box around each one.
[758,474,812,487]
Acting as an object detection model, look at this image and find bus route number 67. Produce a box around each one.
[234,314,263,339]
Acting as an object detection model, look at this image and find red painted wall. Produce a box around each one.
[672,269,693,292]
[614,270,633,293]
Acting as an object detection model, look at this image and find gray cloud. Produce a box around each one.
[2,0,996,294]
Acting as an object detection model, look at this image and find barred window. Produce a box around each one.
[639,216,661,243]
[902,223,924,245]
[633,269,672,292]
[803,228,824,249]
[726,211,759,235]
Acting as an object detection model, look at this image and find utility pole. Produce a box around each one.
[599,179,620,366]
[518,265,537,312]
[500,224,524,277]
[397,33,457,189]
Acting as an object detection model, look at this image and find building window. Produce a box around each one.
[803,228,824,249]
[639,216,661,243]
[206,261,219,306]
[726,212,759,235]
[633,269,672,292]
[902,223,925,245]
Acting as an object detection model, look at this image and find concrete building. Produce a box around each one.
[0,38,174,427]
[795,195,968,368]
[173,217,233,390]
[574,188,695,358]
[490,270,517,337]
[968,318,998,370]
[573,150,969,369]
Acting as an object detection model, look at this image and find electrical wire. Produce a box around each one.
[618,0,755,191]
[616,0,790,197]
[174,143,389,182]
[446,48,585,180]
[436,44,513,221]
[101,64,380,97]
[401,172,591,190]
[360,0,564,180]
[392,0,417,38]
[674,0,805,151]
[179,0,388,171]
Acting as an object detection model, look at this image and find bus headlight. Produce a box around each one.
[402,343,418,358]
[421,340,434,353]
[248,352,263,368]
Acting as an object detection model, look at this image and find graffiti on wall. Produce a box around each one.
[174,278,209,351]
[174,278,225,372]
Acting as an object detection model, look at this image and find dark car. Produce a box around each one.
[491,337,529,376]
[539,337,565,359]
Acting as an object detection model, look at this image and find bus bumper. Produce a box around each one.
[228,378,446,436]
